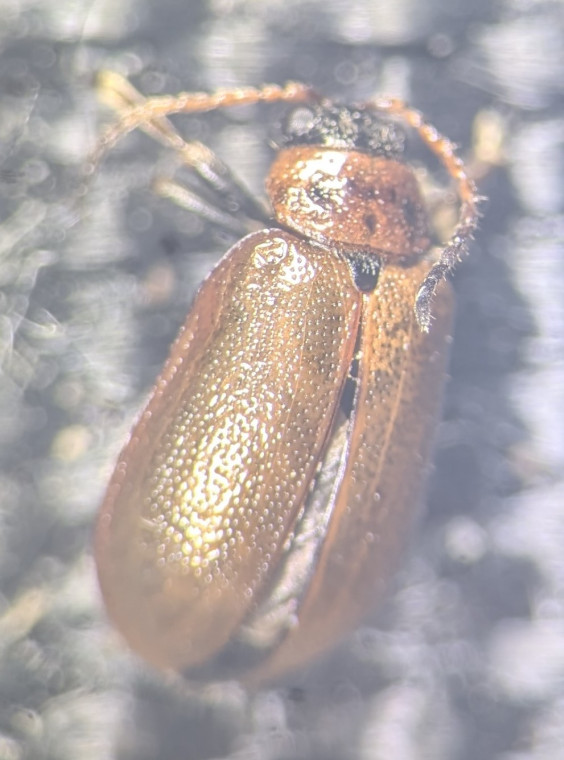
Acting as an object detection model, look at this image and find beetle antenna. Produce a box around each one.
[371,98,482,331]
[93,76,317,162]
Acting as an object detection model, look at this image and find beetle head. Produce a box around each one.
[275,103,406,158]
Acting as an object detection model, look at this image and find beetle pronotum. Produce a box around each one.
[93,73,479,686]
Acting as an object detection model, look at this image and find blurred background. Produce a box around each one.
[1,0,563,758]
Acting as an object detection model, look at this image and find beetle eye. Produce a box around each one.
[284,106,317,141]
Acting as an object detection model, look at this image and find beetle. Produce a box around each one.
[93,73,479,686]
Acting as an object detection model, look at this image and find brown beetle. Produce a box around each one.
[93,73,479,686]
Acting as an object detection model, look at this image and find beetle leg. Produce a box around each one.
[372,98,482,331]
[95,71,275,224]
[153,177,253,236]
